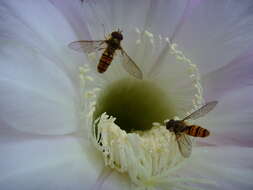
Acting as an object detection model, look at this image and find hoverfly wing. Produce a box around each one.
[68,40,106,53]
[120,49,143,79]
[176,134,192,158]
[182,101,218,121]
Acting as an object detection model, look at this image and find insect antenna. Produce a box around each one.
[101,24,108,39]
[117,28,123,33]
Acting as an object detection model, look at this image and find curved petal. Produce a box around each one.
[0,132,99,190]
[0,1,89,134]
[75,0,159,39]
[1,1,253,190]
[0,0,86,81]
[147,0,201,39]
[179,146,253,190]
[100,171,131,190]
[202,50,253,101]
[196,87,253,147]
[174,0,253,74]
[49,0,92,40]
[0,46,79,135]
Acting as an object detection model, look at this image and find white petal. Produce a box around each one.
[181,146,253,190]
[81,0,155,38]
[0,0,86,79]
[0,48,79,135]
[202,50,253,100]
[143,0,193,37]
[50,0,92,40]
[0,133,99,190]
[101,171,131,190]
[196,87,253,146]
[174,0,253,73]
[0,1,89,134]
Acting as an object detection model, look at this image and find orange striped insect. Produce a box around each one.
[166,101,218,158]
[68,30,143,79]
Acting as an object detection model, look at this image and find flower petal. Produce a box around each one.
[0,0,86,72]
[78,0,161,39]
[202,50,253,101]
[0,47,80,135]
[196,87,253,147]
[0,1,88,135]
[100,171,131,190]
[175,0,253,73]
[146,0,201,39]
[49,0,91,40]
[0,131,98,190]
[180,146,253,190]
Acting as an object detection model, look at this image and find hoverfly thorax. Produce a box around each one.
[166,119,186,134]
[165,119,176,132]
[68,30,143,79]
[109,31,123,48]
[165,101,218,158]
[109,38,120,48]
[111,31,123,41]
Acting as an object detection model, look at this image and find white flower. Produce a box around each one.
[0,0,253,190]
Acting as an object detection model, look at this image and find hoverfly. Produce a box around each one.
[68,30,143,79]
[166,101,218,158]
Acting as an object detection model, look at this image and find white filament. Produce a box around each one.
[78,29,207,189]
[91,113,185,189]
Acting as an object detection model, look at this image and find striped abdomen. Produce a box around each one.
[97,48,115,73]
[184,125,210,137]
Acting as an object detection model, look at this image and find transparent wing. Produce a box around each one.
[120,49,143,79]
[182,101,218,121]
[68,40,106,53]
[176,134,192,158]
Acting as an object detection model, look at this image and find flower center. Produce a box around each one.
[91,113,184,189]
[93,78,177,133]
[79,29,205,189]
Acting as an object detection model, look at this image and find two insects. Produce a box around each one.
[166,101,218,158]
[70,31,217,158]
[69,30,143,79]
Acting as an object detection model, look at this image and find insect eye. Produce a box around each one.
[118,35,123,40]
[168,119,174,123]
[111,32,123,40]
[167,126,174,132]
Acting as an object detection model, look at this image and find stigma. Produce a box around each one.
[91,113,184,188]
[79,29,205,189]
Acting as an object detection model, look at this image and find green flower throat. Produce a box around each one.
[93,78,177,133]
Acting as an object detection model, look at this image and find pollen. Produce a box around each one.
[79,29,206,189]
[91,113,184,188]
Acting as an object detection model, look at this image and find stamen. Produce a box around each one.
[91,113,184,188]
[168,42,204,110]
[79,29,206,189]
